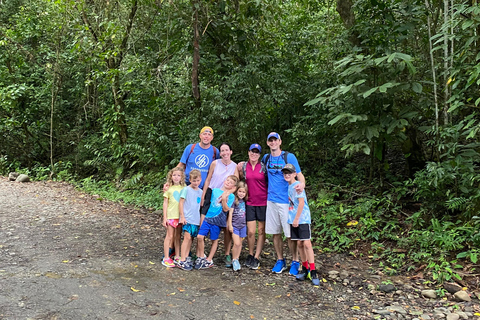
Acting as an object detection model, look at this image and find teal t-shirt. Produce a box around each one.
[205,188,235,228]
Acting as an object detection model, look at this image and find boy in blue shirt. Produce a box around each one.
[195,175,238,269]
[281,164,320,285]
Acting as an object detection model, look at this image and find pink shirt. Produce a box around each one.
[245,161,268,206]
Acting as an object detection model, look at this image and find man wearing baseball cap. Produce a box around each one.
[177,126,219,189]
[262,132,305,275]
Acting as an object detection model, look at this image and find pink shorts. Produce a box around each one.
[167,219,180,228]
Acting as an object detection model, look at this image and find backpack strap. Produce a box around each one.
[185,143,197,164]
[212,146,217,161]
[242,161,248,179]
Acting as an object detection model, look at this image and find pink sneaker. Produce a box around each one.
[162,258,175,268]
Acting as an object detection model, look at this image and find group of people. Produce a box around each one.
[161,126,320,285]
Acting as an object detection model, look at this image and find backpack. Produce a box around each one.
[242,161,267,182]
[255,151,290,184]
[185,143,218,164]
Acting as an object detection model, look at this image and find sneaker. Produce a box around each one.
[245,254,254,268]
[177,260,193,271]
[224,255,232,268]
[232,259,241,271]
[310,269,320,286]
[250,257,260,270]
[272,259,287,273]
[289,261,300,276]
[173,257,181,265]
[296,266,309,281]
[194,257,206,270]
[162,258,175,268]
[199,259,214,269]
[186,256,192,264]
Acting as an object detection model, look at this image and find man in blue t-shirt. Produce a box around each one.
[261,132,305,275]
[178,126,219,189]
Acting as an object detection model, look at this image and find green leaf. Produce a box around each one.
[363,87,377,98]
[328,113,349,126]
[462,20,474,30]
[412,82,422,93]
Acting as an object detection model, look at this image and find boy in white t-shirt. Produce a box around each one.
[282,163,320,286]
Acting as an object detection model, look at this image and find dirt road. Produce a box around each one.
[0,180,351,319]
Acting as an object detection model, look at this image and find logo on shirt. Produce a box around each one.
[195,154,210,168]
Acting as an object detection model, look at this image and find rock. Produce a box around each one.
[446,314,459,320]
[339,270,349,279]
[421,314,432,320]
[453,291,471,302]
[379,284,396,293]
[328,270,339,276]
[16,174,30,182]
[444,282,462,294]
[455,311,468,319]
[8,172,19,181]
[386,305,407,314]
[421,289,437,299]
[373,309,391,315]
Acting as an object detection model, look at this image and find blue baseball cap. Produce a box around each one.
[267,132,280,140]
[249,143,262,152]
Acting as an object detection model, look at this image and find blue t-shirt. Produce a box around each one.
[231,199,246,230]
[180,143,219,189]
[205,188,235,228]
[179,186,203,226]
[288,181,311,224]
[262,151,301,204]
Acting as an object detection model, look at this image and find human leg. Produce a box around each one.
[174,225,182,260]
[207,239,219,261]
[181,232,192,262]
[232,233,242,260]
[255,220,266,259]
[164,225,174,258]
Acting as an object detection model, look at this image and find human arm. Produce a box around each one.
[237,161,245,180]
[162,195,169,228]
[293,197,305,228]
[200,160,216,206]
[221,191,232,212]
[294,172,306,194]
[179,198,186,225]
[227,207,234,233]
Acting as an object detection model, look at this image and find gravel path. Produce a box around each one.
[0,179,479,319]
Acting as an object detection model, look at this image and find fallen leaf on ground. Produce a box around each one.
[233,301,240,305]
[130,287,141,292]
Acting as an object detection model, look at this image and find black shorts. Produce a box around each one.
[246,205,267,222]
[290,224,311,240]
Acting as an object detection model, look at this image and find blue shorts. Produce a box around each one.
[182,223,199,238]
[233,226,247,238]
[198,221,221,241]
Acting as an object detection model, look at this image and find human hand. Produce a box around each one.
[294,182,305,194]
[163,183,170,193]
[293,218,299,228]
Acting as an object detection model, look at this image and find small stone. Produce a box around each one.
[328,270,339,276]
[386,305,407,314]
[455,311,468,319]
[379,284,396,293]
[421,314,432,320]
[453,291,471,302]
[8,172,19,181]
[421,289,437,299]
[443,282,462,294]
[339,270,349,279]
[373,309,391,315]
[16,174,30,182]
[446,314,459,320]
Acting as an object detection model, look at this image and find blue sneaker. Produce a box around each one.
[194,257,206,270]
[224,255,232,268]
[272,259,287,273]
[178,260,193,271]
[296,266,309,281]
[309,270,320,286]
[232,259,241,271]
[289,261,300,276]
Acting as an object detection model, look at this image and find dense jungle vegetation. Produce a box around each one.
[1,0,480,283]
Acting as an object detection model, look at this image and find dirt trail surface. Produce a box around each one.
[0,179,479,320]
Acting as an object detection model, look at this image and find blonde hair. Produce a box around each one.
[234,181,248,205]
[189,169,201,181]
[166,167,186,186]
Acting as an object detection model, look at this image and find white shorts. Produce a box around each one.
[265,201,290,238]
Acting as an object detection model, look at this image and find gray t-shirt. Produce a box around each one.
[179,186,203,226]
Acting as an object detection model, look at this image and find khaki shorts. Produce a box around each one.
[265,201,290,238]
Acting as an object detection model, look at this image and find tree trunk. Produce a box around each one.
[336,0,361,47]
[192,0,201,110]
